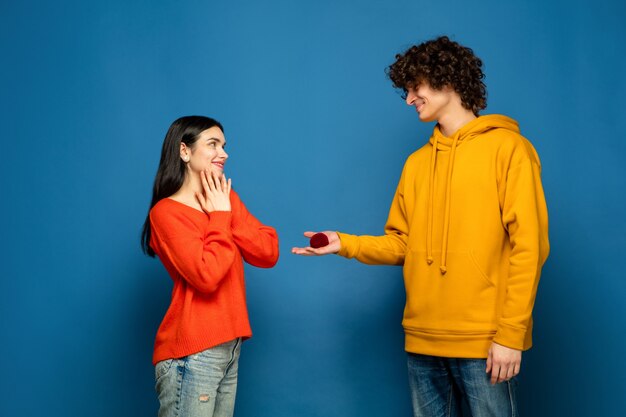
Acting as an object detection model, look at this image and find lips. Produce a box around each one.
[415,99,425,112]
[212,161,225,169]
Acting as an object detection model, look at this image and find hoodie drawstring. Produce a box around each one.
[439,135,459,274]
[426,136,438,266]
[426,134,459,275]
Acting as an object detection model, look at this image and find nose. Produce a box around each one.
[220,147,229,160]
[405,90,416,106]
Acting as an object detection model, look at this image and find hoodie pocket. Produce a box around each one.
[403,249,497,332]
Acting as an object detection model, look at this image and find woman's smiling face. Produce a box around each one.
[184,126,229,175]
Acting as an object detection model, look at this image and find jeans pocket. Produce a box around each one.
[155,358,174,382]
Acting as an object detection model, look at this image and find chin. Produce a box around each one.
[419,113,435,122]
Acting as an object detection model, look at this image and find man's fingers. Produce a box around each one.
[291,247,316,256]
[490,364,500,385]
[498,363,510,383]
[486,351,492,373]
[303,231,317,238]
[506,364,516,381]
[513,362,520,377]
[291,245,330,256]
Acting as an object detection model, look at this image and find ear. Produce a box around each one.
[180,143,190,162]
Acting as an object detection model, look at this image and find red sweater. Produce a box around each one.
[149,191,279,365]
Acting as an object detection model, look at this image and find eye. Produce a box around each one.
[208,141,217,148]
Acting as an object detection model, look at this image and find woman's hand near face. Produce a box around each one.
[196,170,232,213]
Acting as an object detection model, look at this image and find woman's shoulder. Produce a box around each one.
[150,198,206,228]
[150,198,178,217]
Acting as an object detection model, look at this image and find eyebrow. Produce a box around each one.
[207,137,226,145]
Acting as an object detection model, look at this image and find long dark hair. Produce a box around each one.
[141,116,224,257]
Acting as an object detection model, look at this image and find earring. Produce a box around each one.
[183,156,189,162]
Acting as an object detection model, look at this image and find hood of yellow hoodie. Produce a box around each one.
[429,114,520,150]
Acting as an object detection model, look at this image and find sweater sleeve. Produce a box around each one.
[150,208,238,294]
[229,191,279,268]
[494,146,550,350]
[337,167,408,265]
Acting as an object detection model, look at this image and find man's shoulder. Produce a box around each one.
[398,147,429,177]
[405,142,432,162]
[482,128,539,155]
[481,127,525,146]
[479,128,541,167]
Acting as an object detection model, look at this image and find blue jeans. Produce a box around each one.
[155,338,242,417]
[407,353,518,417]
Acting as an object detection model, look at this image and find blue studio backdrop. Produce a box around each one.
[1,0,625,416]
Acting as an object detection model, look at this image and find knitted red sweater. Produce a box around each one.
[149,191,279,365]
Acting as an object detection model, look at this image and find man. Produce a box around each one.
[292,36,549,416]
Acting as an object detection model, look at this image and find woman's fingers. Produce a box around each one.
[201,170,214,194]
[221,174,231,194]
[207,170,218,192]
[197,170,232,213]
[215,172,229,193]
[223,176,231,195]
[195,191,213,213]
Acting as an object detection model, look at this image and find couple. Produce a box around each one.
[141,36,549,417]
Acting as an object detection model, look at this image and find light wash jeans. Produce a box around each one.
[155,338,242,417]
[407,353,518,417]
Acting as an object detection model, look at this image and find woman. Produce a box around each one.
[141,116,279,417]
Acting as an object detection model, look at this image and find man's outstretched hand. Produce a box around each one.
[291,231,341,256]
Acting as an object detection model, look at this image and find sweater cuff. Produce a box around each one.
[337,232,359,258]
[208,211,233,232]
[493,323,528,351]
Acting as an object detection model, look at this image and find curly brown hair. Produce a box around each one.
[387,36,487,115]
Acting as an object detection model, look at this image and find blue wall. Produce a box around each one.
[1,0,624,416]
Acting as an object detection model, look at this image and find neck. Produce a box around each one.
[437,107,477,137]
[170,171,202,205]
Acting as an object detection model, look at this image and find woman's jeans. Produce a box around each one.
[155,338,242,417]
[407,353,518,417]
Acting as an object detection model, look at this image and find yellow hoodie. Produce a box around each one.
[337,115,549,358]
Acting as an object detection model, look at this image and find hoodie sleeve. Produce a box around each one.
[229,191,279,268]
[150,209,238,294]
[337,166,408,265]
[494,142,550,350]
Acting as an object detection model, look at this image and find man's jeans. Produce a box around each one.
[155,338,241,417]
[407,353,518,417]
